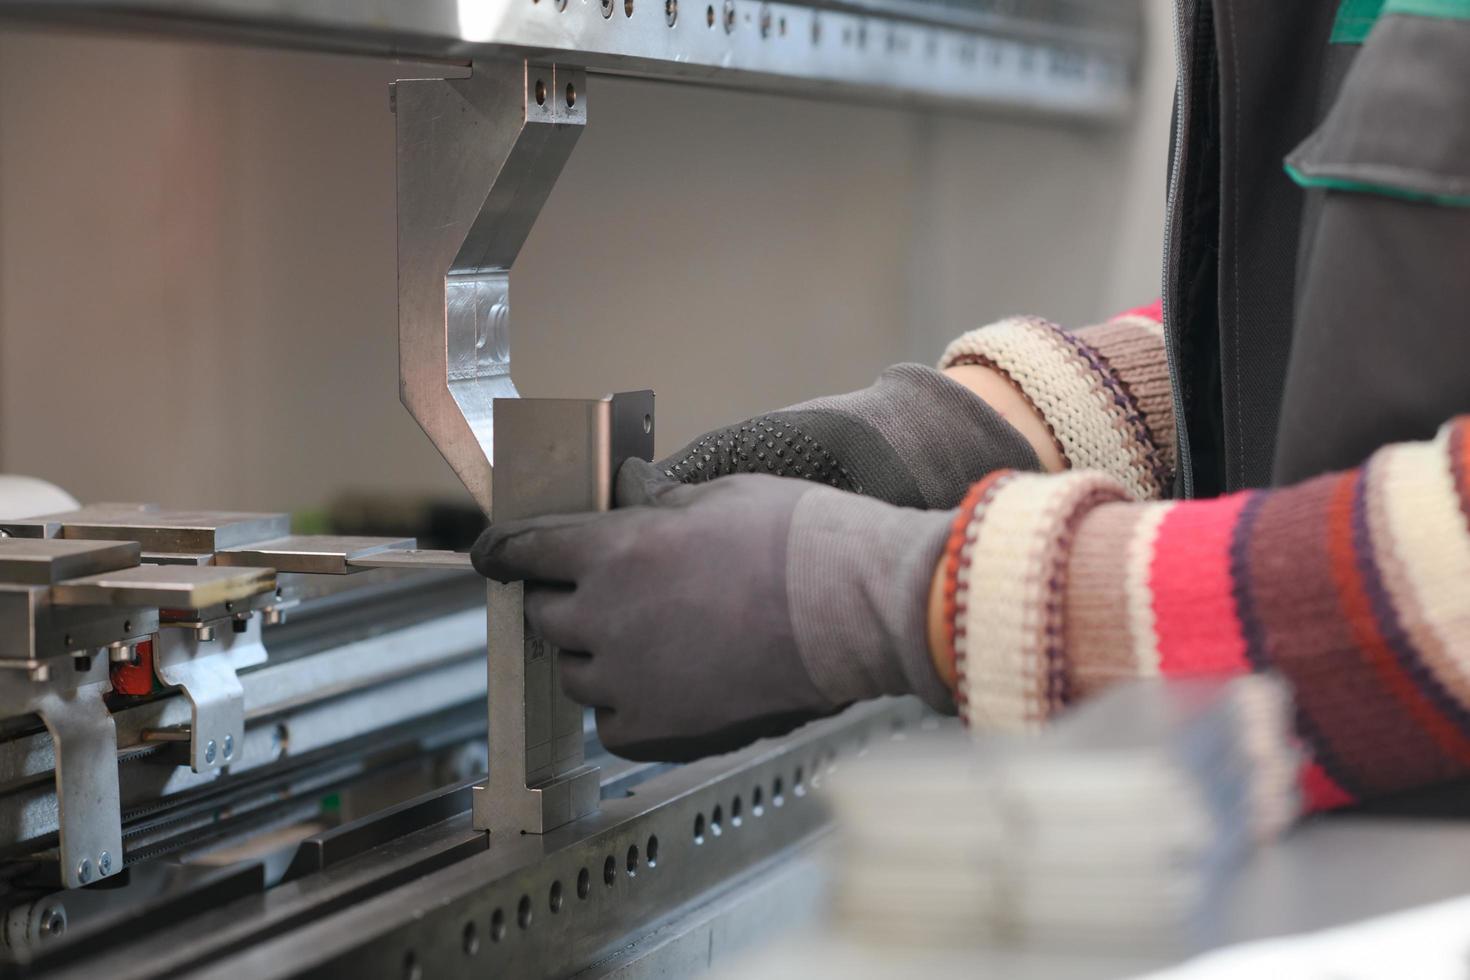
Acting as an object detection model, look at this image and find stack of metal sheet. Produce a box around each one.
[827,677,1301,952]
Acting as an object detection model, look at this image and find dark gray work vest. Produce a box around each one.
[1162,0,1470,496]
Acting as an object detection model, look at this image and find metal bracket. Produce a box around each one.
[394,58,586,517]
[0,663,123,889]
[152,616,268,772]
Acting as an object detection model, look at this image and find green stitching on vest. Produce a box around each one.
[1383,0,1470,18]
[1286,162,1470,207]
[1331,0,1386,42]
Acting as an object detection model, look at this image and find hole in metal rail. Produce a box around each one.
[646,834,660,867]
[603,854,617,886]
[723,0,736,32]
[549,879,564,913]
[626,843,640,876]
[602,0,614,15]
[665,0,677,26]
[711,804,724,837]
[706,3,714,26]
[577,867,591,899]
[535,79,547,105]
[517,894,533,930]
[402,950,421,980]
[624,0,634,15]
[693,812,706,844]
[462,922,479,956]
[565,82,577,108]
[752,785,765,816]
[731,794,743,827]
[642,414,653,434]
[794,765,806,796]
[490,908,506,942]
[772,775,785,807]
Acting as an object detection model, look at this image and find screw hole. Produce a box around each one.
[565,82,577,108]
[626,843,640,876]
[577,867,591,899]
[535,78,547,105]
[711,804,724,837]
[462,921,480,956]
[602,0,614,15]
[490,908,506,942]
[731,794,743,827]
[772,775,785,807]
[517,894,532,930]
[403,950,421,980]
[752,785,765,816]
[693,812,706,844]
[603,854,617,886]
[647,834,660,867]
[723,0,735,32]
[624,0,634,15]
[122,620,132,632]
[665,0,677,25]
[794,765,806,796]
[642,414,653,434]
[549,879,564,913]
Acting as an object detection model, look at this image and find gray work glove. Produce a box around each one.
[658,364,1038,508]
[471,458,954,762]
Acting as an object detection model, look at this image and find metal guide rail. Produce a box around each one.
[0,0,1139,117]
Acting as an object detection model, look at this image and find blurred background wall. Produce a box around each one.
[0,0,1173,515]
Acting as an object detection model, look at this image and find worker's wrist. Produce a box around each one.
[942,363,1067,474]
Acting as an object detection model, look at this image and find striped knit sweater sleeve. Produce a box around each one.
[939,299,1177,501]
[935,308,1470,807]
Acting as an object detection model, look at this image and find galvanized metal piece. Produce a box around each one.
[216,535,417,575]
[491,391,656,524]
[153,616,269,773]
[0,0,1139,117]
[0,539,140,586]
[0,662,124,889]
[50,564,276,610]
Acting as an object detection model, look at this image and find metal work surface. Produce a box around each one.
[6,699,925,978]
[0,0,1138,117]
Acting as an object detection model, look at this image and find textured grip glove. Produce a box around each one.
[658,364,1039,508]
[471,458,953,762]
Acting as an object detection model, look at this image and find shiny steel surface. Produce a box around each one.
[0,539,140,586]
[0,0,1139,115]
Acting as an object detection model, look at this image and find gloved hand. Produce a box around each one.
[471,458,954,762]
[658,364,1038,508]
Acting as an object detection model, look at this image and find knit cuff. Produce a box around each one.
[939,310,1175,501]
[939,470,1129,731]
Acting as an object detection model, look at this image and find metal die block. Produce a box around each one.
[0,586,157,667]
[0,538,141,586]
[216,535,416,575]
[0,502,157,540]
[152,615,268,773]
[141,551,215,566]
[50,564,275,611]
[47,508,289,553]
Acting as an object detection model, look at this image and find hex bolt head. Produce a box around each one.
[98,851,112,875]
[223,734,234,760]
[205,739,217,765]
[76,859,91,885]
[108,642,133,663]
[196,626,216,642]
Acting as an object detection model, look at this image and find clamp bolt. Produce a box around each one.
[98,851,112,875]
[205,739,217,765]
[76,859,91,885]
[223,734,234,760]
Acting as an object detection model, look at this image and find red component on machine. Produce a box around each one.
[110,638,155,696]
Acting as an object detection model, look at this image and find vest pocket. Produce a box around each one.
[1285,12,1470,206]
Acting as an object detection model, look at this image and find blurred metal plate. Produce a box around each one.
[216,535,417,575]
[0,539,141,585]
[29,509,290,553]
[346,549,474,571]
[51,564,276,609]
